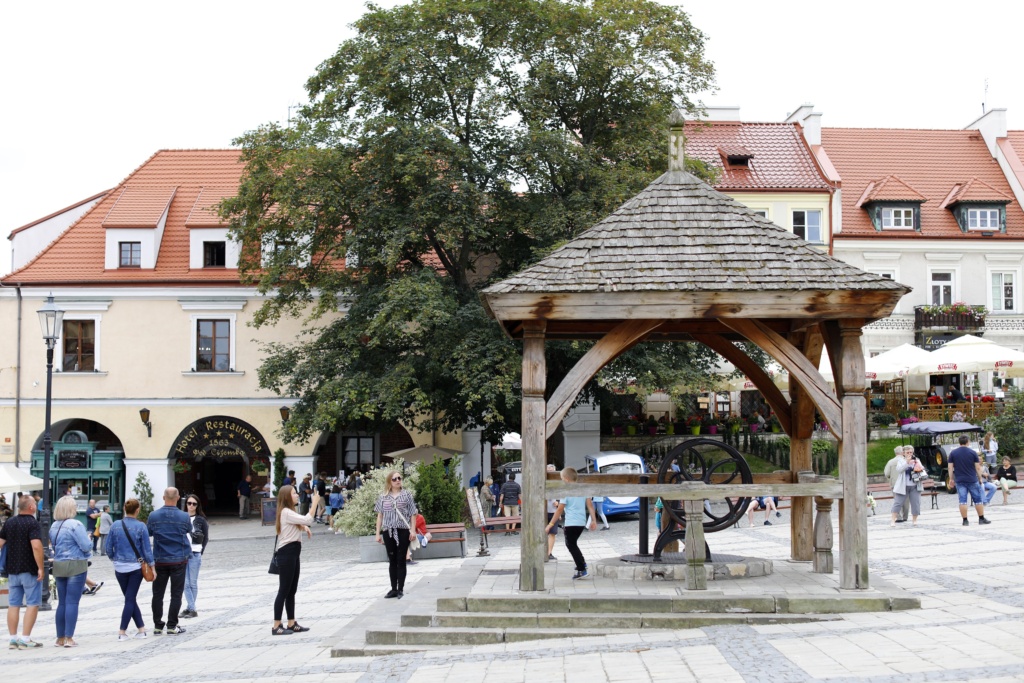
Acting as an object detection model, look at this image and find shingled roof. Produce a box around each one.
[482,122,908,340]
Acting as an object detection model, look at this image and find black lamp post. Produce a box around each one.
[37,294,64,611]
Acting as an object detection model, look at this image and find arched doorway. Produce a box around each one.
[30,418,126,523]
[168,416,272,516]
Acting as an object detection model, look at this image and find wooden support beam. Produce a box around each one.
[545,319,663,439]
[789,328,823,562]
[720,318,842,433]
[543,481,845,500]
[684,500,707,590]
[691,333,792,434]
[520,322,547,592]
[813,496,835,574]
[831,319,869,590]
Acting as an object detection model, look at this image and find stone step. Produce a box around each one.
[404,611,842,630]
[437,593,918,614]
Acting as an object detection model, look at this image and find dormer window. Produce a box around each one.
[119,242,141,267]
[942,179,1010,233]
[881,207,915,230]
[203,241,226,267]
[718,145,753,169]
[967,208,1000,231]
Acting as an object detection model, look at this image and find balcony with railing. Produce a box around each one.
[914,304,987,331]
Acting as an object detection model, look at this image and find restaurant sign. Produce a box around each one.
[168,416,270,462]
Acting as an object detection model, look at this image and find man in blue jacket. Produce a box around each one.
[148,487,192,635]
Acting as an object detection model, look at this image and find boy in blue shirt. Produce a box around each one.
[546,467,597,579]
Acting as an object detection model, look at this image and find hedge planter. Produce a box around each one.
[358,534,465,562]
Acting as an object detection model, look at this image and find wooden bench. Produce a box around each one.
[478,516,522,547]
[421,523,467,557]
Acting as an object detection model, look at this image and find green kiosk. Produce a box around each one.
[31,430,126,527]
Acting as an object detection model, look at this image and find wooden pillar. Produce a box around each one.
[812,496,834,573]
[789,330,822,562]
[835,320,868,589]
[519,322,547,591]
[683,500,707,590]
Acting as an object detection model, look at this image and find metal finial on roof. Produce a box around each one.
[668,110,685,172]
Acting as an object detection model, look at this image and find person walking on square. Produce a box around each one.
[0,495,45,649]
[181,494,209,619]
[86,499,101,555]
[298,475,313,516]
[98,505,114,555]
[271,484,318,635]
[106,498,153,641]
[982,432,999,469]
[498,473,522,534]
[948,435,991,526]
[587,495,610,530]
[374,471,417,599]
[148,487,192,634]
[49,496,92,647]
[314,473,327,523]
[237,474,252,520]
[890,447,924,527]
[996,456,1017,505]
[546,467,597,580]
[545,464,559,561]
[884,446,911,522]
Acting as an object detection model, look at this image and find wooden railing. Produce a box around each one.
[914,306,985,330]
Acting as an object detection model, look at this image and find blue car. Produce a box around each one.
[583,452,647,516]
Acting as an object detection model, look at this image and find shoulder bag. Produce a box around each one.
[51,521,90,578]
[121,520,155,582]
[268,535,280,575]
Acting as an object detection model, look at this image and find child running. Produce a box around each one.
[546,467,597,579]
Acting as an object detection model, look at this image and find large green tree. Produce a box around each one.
[223,0,722,443]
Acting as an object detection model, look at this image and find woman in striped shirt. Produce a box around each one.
[375,470,417,599]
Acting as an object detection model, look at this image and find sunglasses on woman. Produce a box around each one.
[392,476,402,482]
[186,501,198,506]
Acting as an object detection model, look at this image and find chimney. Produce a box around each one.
[703,106,741,122]
[964,108,1007,157]
[784,103,820,146]
[669,109,686,172]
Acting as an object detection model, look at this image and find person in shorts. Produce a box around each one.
[498,473,522,534]
[0,495,45,649]
[947,435,991,526]
[545,464,558,561]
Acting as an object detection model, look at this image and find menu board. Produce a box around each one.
[58,450,88,469]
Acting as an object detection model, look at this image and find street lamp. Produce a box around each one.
[37,294,64,611]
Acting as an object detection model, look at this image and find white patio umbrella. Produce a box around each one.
[499,432,522,450]
[908,335,1024,376]
[0,464,44,495]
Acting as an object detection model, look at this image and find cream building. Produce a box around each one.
[1,150,474,518]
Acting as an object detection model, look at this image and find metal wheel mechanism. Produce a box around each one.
[657,438,754,533]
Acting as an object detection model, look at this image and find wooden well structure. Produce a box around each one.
[480,112,910,592]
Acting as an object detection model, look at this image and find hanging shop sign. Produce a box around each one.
[168,416,271,462]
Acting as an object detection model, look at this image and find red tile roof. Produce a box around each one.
[821,128,1024,239]
[4,150,244,286]
[683,122,832,191]
[7,190,110,239]
[856,176,927,206]
[944,177,1012,205]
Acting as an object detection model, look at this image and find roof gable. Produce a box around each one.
[943,177,1012,206]
[856,175,927,206]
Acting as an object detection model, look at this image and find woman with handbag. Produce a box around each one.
[374,470,417,598]
[271,484,318,636]
[106,498,155,641]
[181,494,209,619]
[49,495,92,647]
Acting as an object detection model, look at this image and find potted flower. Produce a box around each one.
[626,416,638,436]
[725,415,741,433]
[646,415,659,436]
[701,413,719,435]
[686,415,702,436]
[981,395,996,403]
[927,395,943,405]
[748,415,761,433]
[767,414,782,433]
[611,419,625,436]
[251,460,268,475]
[172,460,192,474]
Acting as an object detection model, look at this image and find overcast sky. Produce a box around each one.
[3,0,1022,275]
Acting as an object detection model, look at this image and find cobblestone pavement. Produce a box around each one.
[6,499,1024,682]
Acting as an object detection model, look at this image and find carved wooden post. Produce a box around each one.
[520,322,547,591]
[813,496,834,574]
[836,320,868,589]
[683,500,707,590]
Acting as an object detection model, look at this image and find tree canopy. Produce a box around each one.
[223,0,723,443]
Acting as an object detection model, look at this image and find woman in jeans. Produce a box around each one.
[49,495,92,647]
[106,498,154,641]
[271,484,319,636]
[181,494,209,619]
[375,470,417,599]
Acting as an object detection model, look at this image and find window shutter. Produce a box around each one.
[914,205,921,232]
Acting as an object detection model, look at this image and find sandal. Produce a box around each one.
[64,639,78,648]
[288,622,310,633]
[55,638,66,647]
[271,625,293,636]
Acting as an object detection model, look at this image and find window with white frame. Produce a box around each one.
[792,210,823,243]
[62,319,96,372]
[188,314,237,373]
[119,242,141,268]
[881,207,915,229]
[968,208,1000,231]
[750,209,768,218]
[930,271,954,306]
[991,272,1016,312]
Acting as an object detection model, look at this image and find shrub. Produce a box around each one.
[272,448,286,493]
[132,472,155,523]
[333,459,418,537]
[985,389,1024,460]
[414,456,465,525]
[871,413,896,427]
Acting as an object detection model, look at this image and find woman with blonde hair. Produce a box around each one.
[375,470,417,599]
[982,432,999,468]
[49,495,92,647]
[271,484,318,636]
[106,498,154,640]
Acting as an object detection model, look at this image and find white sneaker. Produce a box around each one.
[117,634,131,642]
[134,631,148,639]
